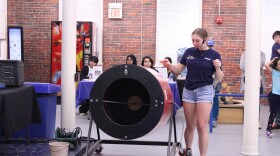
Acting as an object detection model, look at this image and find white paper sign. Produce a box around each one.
[9,28,22,60]
[8,27,23,61]
[155,67,168,79]
[108,3,122,19]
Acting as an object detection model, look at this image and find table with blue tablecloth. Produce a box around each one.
[76,79,182,112]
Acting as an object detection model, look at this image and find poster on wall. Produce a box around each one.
[51,21,62,85]
[51,21,93,85]
[8,26,24,61]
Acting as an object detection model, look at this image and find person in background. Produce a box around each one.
[160,28,224,156]
[77,56,99,115]
[141,56,158,72]
[176,47,188,103]
[240,51,266,129]
[126,54,137,65]
[80,56,99,80]
[207,39,222,127]
[270,30,280,130]
[264,57,280,138]
[164,57,176,82]
[270,31,280,59]
[176,47,188,78]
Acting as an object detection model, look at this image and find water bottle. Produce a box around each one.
[89,73,93,80]
[168,73,174,82]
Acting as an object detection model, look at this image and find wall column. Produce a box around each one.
[0,0,7,59]
[242,0,261,155]
[61,0,77,130]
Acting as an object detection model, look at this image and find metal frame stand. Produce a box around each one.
[75,102,182,156]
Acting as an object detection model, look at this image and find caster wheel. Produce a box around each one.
[73,141,77,147]
[178,148,186,156]
[95,147,102,153]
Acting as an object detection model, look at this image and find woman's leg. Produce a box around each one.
[183,102,196,149]
[267,110,277,131]
[196,102,212,156]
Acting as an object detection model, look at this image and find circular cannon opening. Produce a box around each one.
[90,65,173,140]
[103,78,150,125]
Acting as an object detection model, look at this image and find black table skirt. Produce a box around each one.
[0,85,41,138]
[176,79,185,101]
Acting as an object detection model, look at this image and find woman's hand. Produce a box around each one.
[271,57,278,62]
[213,59,222,69]
[160,59,185,75]
[160,59,170,68]
[213,59,224,82]
[265,57,278,73]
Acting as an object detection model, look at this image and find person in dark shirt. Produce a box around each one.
[141,56,158,72]
[126,54,137,65]
[270,31,280,60]
[160,28,224,156]
[80,56,99,80]
[77,56,99,115]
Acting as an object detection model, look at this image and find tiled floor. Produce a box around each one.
[1,105,280,156]
[66,105,280,156]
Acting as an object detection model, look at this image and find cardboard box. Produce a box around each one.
[218,100,244,124]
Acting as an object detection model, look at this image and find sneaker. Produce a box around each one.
[258,122,262,129]
[186,148,192,156]
[266,130,273,138]
[212,120,218,127]
[271,123,280,130]
[75,105,81,115]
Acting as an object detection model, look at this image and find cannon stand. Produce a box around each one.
[75,102,182,156]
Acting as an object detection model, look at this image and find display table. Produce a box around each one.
[0,85,41,139]
[76,79,182,111]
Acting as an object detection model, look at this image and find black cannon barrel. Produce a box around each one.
[90,64,173,140]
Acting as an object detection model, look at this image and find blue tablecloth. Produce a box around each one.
[76,79,182,111]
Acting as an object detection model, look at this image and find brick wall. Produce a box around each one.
[103,0,156,69]
[203,0,247,93]
[102,0,250,93]
[7,1,269,99]
[203,0,269,105]
[7,0,59,82]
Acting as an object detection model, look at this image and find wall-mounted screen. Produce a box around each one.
[8,26,24,61]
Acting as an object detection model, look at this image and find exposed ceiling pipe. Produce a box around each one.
[216,0,223,24]
[218,0,221,16]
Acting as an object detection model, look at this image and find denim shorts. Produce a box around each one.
[182,85,214,104]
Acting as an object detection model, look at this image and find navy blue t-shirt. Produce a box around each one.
[271,43,280,60]
[180,47,222,90]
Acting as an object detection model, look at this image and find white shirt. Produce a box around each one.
[88,66,94,79]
